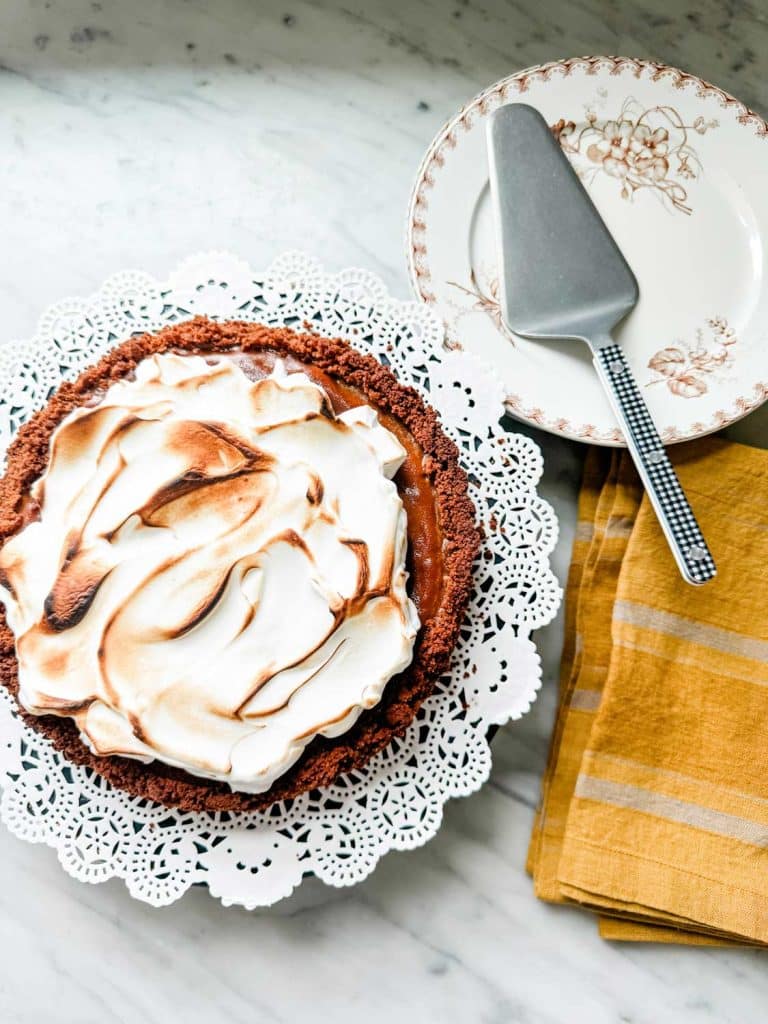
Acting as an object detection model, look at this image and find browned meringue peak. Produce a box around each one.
[0,353,419,792]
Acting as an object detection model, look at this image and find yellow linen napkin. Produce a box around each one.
[530,437,768,945]
[597,916,749,947]
[525,447,614,879]
[528,449,642,900]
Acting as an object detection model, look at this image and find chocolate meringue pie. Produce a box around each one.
[0,318,478,812]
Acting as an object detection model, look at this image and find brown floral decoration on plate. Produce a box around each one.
[552,98,718,215]
[647,317,738,398]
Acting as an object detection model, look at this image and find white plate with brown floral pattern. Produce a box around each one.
[407,56,768,445]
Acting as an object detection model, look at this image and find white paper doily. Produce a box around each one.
[0,252,560,908]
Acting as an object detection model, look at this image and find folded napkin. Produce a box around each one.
[528,437,768,946]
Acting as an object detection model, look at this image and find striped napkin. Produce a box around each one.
[528,437,768,945]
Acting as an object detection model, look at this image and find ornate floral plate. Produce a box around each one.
[407,56,768,445]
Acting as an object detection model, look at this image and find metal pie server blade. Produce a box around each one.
[487,102,716,586]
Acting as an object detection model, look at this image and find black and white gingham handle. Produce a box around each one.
[594,344,716,586]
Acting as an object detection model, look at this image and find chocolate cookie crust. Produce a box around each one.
[0,318,479,812]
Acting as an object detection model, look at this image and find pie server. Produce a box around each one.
[487,103,716,586]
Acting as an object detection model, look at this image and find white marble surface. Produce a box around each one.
[1,1,767,1020]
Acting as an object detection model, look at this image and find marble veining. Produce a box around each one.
[1,0,767,1020]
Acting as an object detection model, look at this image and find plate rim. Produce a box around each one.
[405,54,768,447]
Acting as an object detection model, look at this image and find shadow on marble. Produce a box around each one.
[2,0,767,115]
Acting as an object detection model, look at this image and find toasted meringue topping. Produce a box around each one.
[0,354,419,792]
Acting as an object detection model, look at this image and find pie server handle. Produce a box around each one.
[592,341,717,586]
